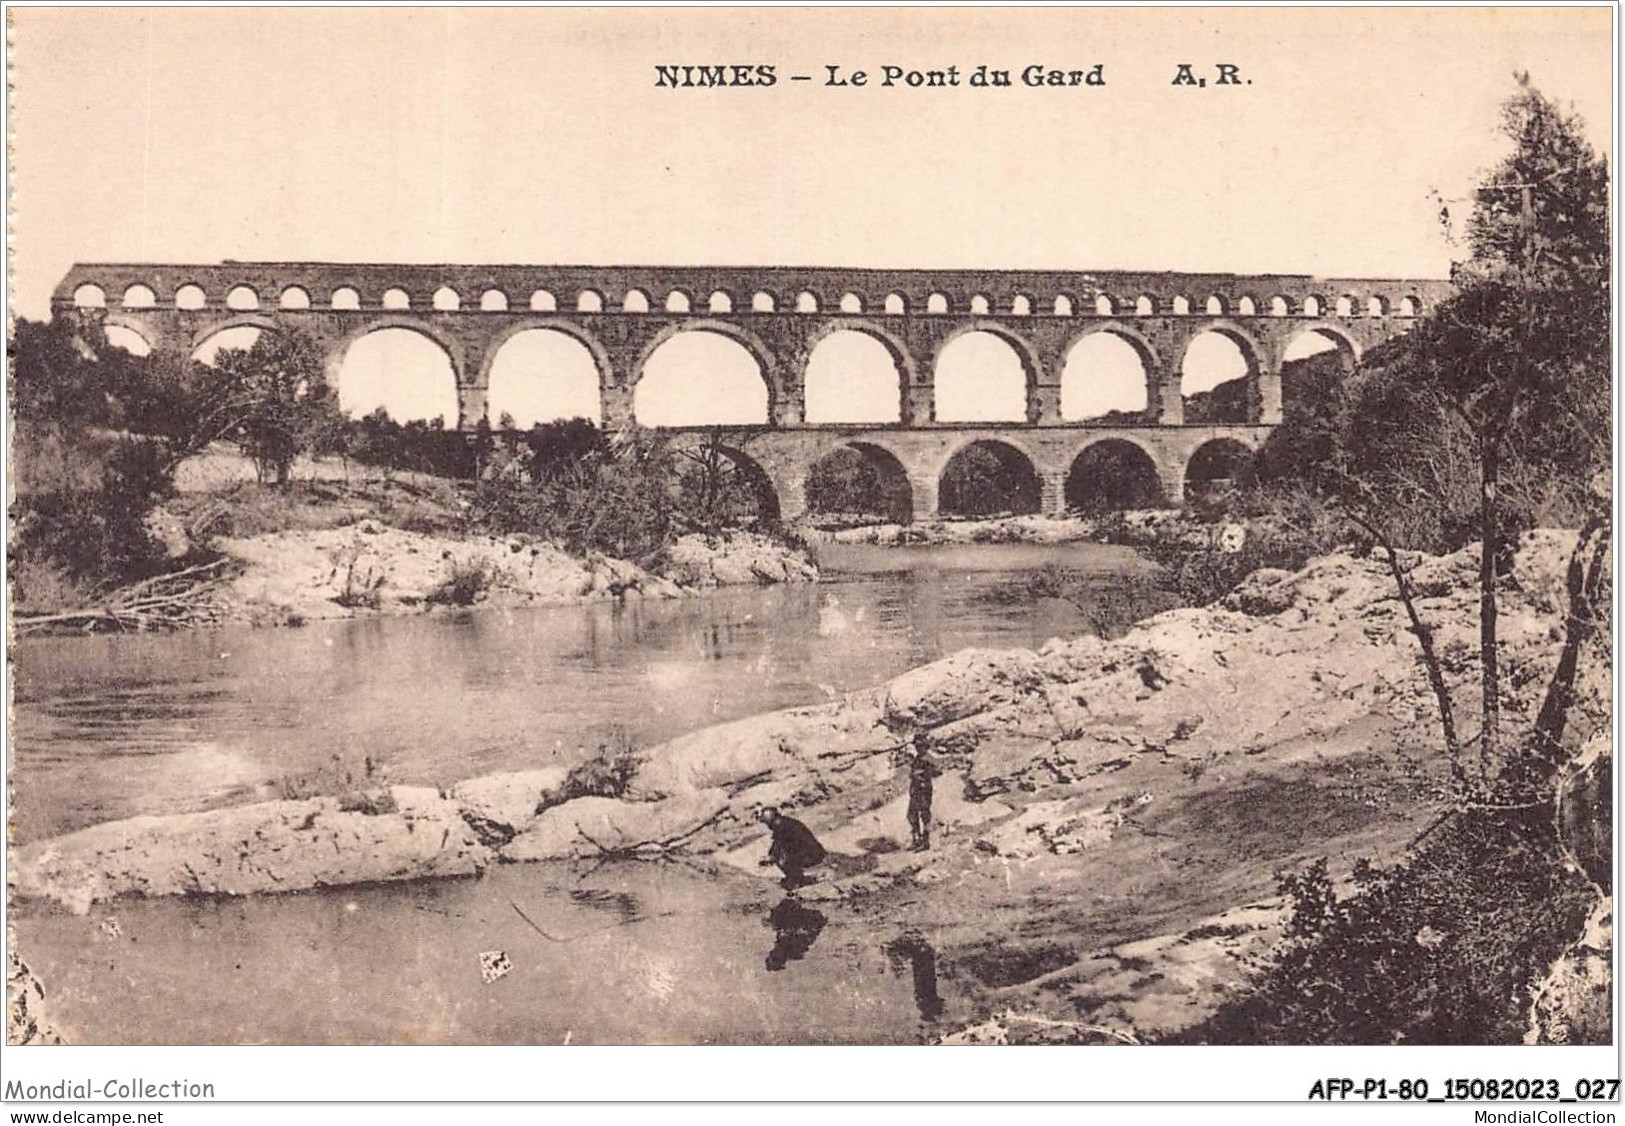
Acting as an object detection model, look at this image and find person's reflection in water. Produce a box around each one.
[764,897,827,972]
[884,931,945,1023]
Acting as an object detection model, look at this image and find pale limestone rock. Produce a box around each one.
[974,798,1123,858]
[1525,895,1612,1046]
[450,767,570,843]
[10,785,490,914]
[501,790,731,861]
[882,648,1047,730]
[631,699,890,797]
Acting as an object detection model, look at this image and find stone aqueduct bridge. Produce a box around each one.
[54,263,1452,521]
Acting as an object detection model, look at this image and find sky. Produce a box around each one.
[10,7,1614,423]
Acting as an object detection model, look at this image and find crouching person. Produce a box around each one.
[757,807,827,890]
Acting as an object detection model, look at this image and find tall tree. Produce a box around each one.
[1337,76,1609,794]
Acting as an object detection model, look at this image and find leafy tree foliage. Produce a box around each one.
[806,447,886,517]
[8,318,185,598]
[1175,814,1595,1045]
[203,331,343,488]
[939,442,1041,517]
[1185,75,1612,1049]
[473,422,677,560]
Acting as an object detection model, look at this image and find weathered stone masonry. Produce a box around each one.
[54,263,1451,520]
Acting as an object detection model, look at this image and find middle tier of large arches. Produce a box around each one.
[148,309,1366,430]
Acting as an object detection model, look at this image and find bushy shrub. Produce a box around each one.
[10,434,172,591]
[473,423,680,561]
[1176,809,1596,1044]
[552,729,643,806]
[274,751,385,803]
[329,542,386,609]
[346,410,478,480]
[427,556,495,607]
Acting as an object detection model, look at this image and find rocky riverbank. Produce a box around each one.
[10,529,1608,1043]
[215,522,818,627]
[810,509,1241,550]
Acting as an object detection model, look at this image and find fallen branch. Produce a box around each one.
[14,559,234,635]
[573,807,731,861]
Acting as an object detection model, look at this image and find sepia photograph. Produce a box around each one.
[1,3,1616,1106]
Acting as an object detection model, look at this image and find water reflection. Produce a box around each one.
[884,931,945,1023]
[764,898,827,972]
[11,542,1162,842]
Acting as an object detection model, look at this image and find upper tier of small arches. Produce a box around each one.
[58,266,1451,321]
[66,281,1433,320]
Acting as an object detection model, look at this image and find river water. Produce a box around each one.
[11,541,1174,1044]
[9,542,1166,845]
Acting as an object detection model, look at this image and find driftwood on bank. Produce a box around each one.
[13,558,234,635]
[574,806,731,862]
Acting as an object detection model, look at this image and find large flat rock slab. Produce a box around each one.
[11,786,491,914]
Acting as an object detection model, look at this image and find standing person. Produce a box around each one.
[906,733,939,851]
[757,807,827,890]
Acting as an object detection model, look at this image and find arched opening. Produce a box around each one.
[1093,294,1114,316]
[926,293,949,314]
[970,294,991,315]
[1269,296,1291,317]
[104,324,152,357]
[1135,295,1155,316]
[1301,295,1322,317]
[1172,296,1191,316]
[1237,296,1256,316]
[1065,440,1163,512]
[933,331,1030,423]
[1399,296,1420,317]
[1280,328,1357,409]
[803,330,904,424]
[675,441,781,529]
[752,291,776,313]
[796,291,819,314]
[530,290,557,312]
[224,285,259,311]
[1184,438,1256,502]
[175,284,206,310]
[1181,331,1254,424]
[72,284,107,308]
[634,330,770,426]
[1053,295,1074,317]
[805,442,912,524]
[1335,296,1353,317]
[121,284,156,308]
[1061,332,1150,422]
[432,286,461,311]
[487,328,603,428]
[191,324,268,367]
[1011,294,1032,316]
[622,289,650,313]
[480,289,509,312]
[1283,327,1356,368]
[337,327,460,424]
[939,440,1041,517]
[1368,296,1388,317]
[1205,295,1226,316]
[708,291,733,314]
[577,290,603,313]
[839,292,862,314]
[279,286,311,310]
[382,288,411,310]
[330,287,360,310]
[884,293,906,315]
[666,291,691,314]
